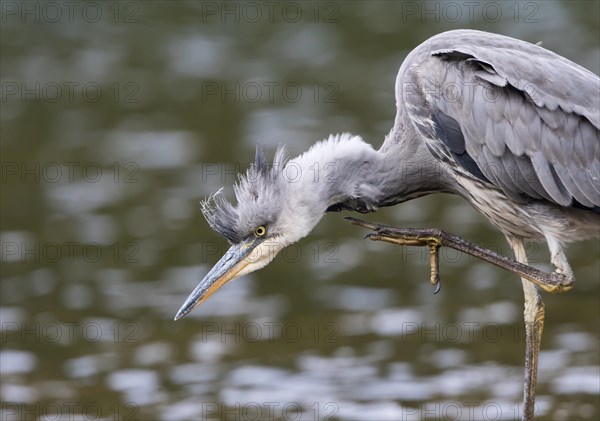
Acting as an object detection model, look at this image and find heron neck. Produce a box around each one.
[286,132,446,215]
[373,132,449,208]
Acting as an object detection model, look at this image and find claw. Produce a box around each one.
[365,230,383,240]
[433,280,441,294]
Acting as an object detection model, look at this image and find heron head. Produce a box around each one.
[175,144,323,320]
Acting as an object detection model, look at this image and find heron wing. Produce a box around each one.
[404,32,600,208]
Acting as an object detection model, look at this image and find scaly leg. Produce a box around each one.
[508,236,544,421]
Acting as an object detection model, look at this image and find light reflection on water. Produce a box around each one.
[1,1,599,420]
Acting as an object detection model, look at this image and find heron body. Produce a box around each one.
[176,29,600,420]
[394,31,599,241]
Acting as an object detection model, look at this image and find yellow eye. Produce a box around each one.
[254,225,267,237]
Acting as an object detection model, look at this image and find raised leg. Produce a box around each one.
[345,217,573,294]
[508,236,544,421]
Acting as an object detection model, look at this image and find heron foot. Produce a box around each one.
[364,227,442,294]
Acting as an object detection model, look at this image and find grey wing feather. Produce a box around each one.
[431,33,599,128]
[401,30,600,209]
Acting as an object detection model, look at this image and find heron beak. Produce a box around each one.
[174,238,265,320]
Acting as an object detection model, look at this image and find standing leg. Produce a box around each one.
[508,236,545,421]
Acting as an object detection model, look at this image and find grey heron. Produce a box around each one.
[175,29,600,420]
